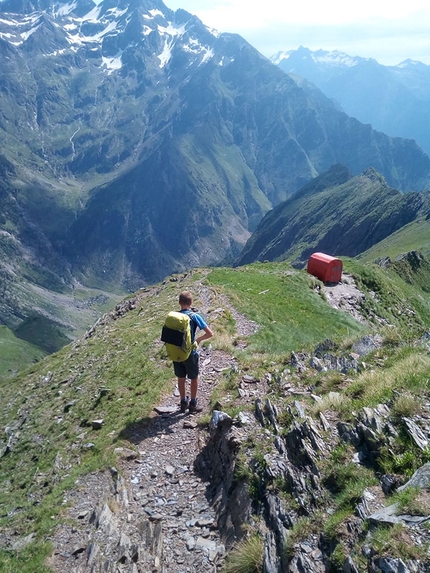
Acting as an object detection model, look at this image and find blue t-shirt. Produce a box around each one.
[180,309,207,343]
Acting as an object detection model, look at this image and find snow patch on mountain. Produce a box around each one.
[270,48,364,69]
[158,38,172,67]
[158,22,186,38]
[0,0,217,74]
[311,50,359,68]
[102,52,122,74]
[148,9,163,18]
[55,1,78,17]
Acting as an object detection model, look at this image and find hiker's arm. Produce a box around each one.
[196,326,213,345]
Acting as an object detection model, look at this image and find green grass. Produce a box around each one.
[0,543,54,573]
[346,257,430,337]
[359,218,430,262]
[0,326,45,380]
[223,534,264,573]
[207,263,366,355]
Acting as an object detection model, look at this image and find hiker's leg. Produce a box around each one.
[190,376,198,400]
[177,377,186,399]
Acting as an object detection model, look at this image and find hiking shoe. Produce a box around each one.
[188,398,198,413]
[180,397,189,413]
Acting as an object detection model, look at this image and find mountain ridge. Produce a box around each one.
[1,0,430,358]
[236,164,430,266]
[272,46,430,155]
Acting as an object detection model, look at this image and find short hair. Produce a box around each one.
[179,291,193,306]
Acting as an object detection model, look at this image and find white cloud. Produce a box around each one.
[164,0,430,65]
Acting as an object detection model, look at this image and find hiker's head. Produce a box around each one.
[179,291,193,308]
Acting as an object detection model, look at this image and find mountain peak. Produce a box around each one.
[362,167,388,186]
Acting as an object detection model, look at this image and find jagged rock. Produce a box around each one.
[114,447,138,461]
[351,334,382,357]
[89,503,118,537]
[369,557,416,572]
[86,542,100,567]
[118,532,136,564]
[319,412,331,432]
[236,411,252,425]
[291,400,306,419]
[139,519,163,558]
[288,542,325,572]
[92,419,104,430]
[398,462,430,491]
[310,356,326,371]
[380,474,402,495]
[403,418,428,451]
[343,555,360,572]
[210,410,233,433]
[11,533,36,551]
[255,398,266,426]
[360,406,387,434]
[290,351,307,372]
[356,488,378,520]
[264,398,280,434]
[314,339,338,356]
[264,530,281,573]
[368,503,430,526]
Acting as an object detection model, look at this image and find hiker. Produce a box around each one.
[174,291,213,413]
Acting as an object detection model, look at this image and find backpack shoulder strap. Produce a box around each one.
[181,309,197,341]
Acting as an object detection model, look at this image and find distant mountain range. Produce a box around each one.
[1,0,430,357]
[272,46,430,156]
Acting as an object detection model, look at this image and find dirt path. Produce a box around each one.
[49,291,257,573]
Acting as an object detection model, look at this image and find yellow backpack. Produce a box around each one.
[161,311,197,362]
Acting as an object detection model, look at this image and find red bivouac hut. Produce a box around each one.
[307,252,343,284]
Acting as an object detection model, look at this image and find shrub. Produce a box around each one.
[223,534,264,573]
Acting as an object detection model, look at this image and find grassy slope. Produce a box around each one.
[358,218,430,262]
[0,273,123,378]
[1,259,430,571]
[0,327,46,379]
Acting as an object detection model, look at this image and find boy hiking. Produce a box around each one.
[174,291,213,413]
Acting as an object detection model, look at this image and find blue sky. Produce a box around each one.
[164,0,430,65]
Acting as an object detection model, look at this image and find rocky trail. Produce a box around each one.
[48,290,260,573]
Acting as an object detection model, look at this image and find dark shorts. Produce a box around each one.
[173,351,199,379]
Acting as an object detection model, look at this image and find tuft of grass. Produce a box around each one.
[223,534,264,573]
[310,391,352,418]
[344,350,430,409]
[283,516,317,558]
[369,523,429,561]
[234,455,252,482]
[0,543,53,573]
[391,487,430,517]
[330,542,348,572]
[323,508,352,540]
[391,391,422,418]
